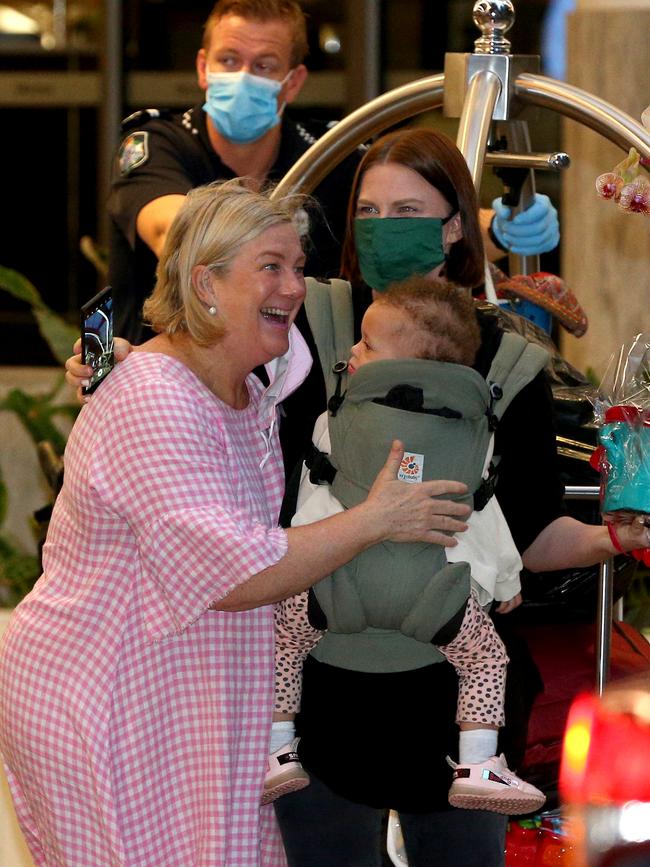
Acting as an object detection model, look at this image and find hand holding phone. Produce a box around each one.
[81,286,114,395]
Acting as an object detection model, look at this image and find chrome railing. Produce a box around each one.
[565,486,614,695]
[271,75,650,203]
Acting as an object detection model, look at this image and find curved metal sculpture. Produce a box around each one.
[517,74,650,157]
[272,7,650,202]
[273,74,650,200]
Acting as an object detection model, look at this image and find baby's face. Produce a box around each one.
[348,302,413,374]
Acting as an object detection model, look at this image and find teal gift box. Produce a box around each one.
[599,405,650,515]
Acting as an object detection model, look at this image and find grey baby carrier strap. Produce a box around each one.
[485,331,549,423]
[313,358,485,672]
[303,277,354,403]
[303,279,549,673]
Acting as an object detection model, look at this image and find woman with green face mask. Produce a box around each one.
[273,128,648,867]
[342,127,484,297]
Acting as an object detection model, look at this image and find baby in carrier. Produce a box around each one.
[265,276,546,816]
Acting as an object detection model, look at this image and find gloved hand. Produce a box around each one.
[490,193,560,255]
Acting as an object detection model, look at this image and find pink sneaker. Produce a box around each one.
[262,738,310,805]
[446,754,546,815]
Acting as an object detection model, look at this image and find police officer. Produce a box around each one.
[108,0,358,345]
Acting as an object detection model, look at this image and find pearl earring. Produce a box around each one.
[208,305,217,316]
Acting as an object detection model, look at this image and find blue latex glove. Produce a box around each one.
[490,193,560,255]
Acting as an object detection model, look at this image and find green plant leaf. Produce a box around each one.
[0,265,44,308]
[0,389,70,453]
[0,265,78,606]
[33,308,80,366]
[0,265,78,365]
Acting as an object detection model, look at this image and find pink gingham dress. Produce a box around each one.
[0,347,305,866]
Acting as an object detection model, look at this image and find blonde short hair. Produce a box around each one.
[143,178,306,346]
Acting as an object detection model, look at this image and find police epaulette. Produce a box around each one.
[297,120,368,155]
[120,108,172,132]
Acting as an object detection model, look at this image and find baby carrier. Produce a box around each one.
[302,277,549,674]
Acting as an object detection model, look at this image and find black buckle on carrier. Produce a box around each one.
[305,443,337,486]
[473,461,499,512]
[486,382,503,432]
[328,361,348,416]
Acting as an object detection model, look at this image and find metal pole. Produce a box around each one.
[455,69,501,190]
[492,119,540,277]
[564,485,615,693]
[564,486,601,500]
[97,0,123,249]
[596,557,614,695]
[52,0,67,48]
[515,73,650,157]
[484,151,570,170]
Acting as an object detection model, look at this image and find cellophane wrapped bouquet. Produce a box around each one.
[592,333,650,563]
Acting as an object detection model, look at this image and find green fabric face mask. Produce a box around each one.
[354,216,449,292]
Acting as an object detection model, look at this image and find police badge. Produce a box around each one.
[118,131,149,176]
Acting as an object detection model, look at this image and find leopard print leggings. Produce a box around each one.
[274,591,508,726]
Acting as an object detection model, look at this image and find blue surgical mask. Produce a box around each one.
[203,70,290,144]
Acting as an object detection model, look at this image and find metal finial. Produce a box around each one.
[473,0,515,55]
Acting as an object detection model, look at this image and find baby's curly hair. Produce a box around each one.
[374,276,481,367]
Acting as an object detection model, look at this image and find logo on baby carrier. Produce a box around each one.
[398,452,424,484]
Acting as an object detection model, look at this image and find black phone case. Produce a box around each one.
[81,286,114,394]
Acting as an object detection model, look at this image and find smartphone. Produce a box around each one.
[81,286,114,395]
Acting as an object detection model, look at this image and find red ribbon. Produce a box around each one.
[607,521,650,564]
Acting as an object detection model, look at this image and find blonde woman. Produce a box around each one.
[0,180,464,867]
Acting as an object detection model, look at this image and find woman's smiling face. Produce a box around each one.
[208,223,306,368]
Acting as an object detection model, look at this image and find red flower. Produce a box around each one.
[618,177,650,215]
[595,172,623,201]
